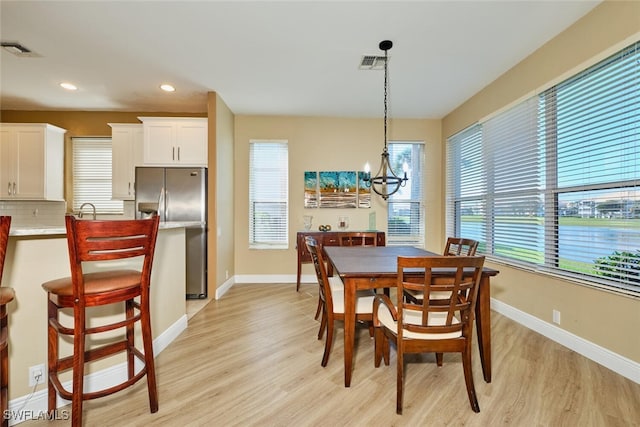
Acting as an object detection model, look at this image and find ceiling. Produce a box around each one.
[0,1,602,119]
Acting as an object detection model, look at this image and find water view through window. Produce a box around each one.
[448,41,640,293]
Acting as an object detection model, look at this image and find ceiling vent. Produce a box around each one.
[1,42,39,57]
[359,55,387,70]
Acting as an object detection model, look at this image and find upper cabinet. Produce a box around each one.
[109,123,143,200]
[0,123,65,200]
[139,117,207,166]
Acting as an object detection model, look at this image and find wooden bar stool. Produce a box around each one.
[42,215,160,426]
[0,216,15,427]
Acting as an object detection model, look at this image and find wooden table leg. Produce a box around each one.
[343,278,356,387]
[475,275,492,382]
[296,258,302,291]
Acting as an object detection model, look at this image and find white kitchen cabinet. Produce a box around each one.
[109,123,143,200]
[0,123,65,200]
[139,117,207,166]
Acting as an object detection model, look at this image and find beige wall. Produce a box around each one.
[442,0,640,363]
[233,115,441,278]
[212,93,236,292]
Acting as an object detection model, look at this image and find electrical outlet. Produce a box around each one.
[28,364,45,386]
[552,309,561,325]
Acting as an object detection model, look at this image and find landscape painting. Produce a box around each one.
[357,171,371,208]
[304,170,371,209]
[319,171,357,208]
[304,171,318,208]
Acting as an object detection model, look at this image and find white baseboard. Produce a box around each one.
[7,314,188,426]
[215,276,235,299]
[233,274,317,285]
[491,298,640,384]
[234,274,297,284]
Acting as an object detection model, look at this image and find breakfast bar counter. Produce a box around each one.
[8,220,203,237]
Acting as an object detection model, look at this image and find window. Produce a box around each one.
[249,140,288,249]
[387,141,424,246]
[72,137,123,214]
[446,41,640,294]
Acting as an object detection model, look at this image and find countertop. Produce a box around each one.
[9,221,205,237]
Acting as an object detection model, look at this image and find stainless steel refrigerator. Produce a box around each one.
[135,167,207,299]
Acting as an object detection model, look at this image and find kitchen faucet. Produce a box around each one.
[78,202,96,220]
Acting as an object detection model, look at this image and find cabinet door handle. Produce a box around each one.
[172,146,175,161]
[177,146,180,161]
[128,182,132,195]
[12,182,16,196]
[6,183,10,196]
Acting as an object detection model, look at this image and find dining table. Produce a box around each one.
[323,245,500,388]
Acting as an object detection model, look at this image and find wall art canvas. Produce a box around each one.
[357,171,371,208]
[304,171,318,208]
[319,171,357,208]
[304,170,371,209]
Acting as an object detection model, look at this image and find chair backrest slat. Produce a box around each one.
[0,216,11,282]
[65,215,160,298]
[305,236,333,312]
[69,216,159,262]
[444,237,478,256]
[397,255,485,336]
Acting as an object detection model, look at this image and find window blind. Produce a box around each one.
[447,40,640,294]
[485,97,542,263]
[387,142,424,246]
[544,41,640,290]
[72,137,123,214]
[249,140,289,249]
[446,125,486,251]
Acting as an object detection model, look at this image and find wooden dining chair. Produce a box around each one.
[306,236,375,366]
[373,255,485,414]
[444,237,479,257]
[404,237,479,304]
[41,215,160,426]
[312,231,382,321]
[0,216,15,427]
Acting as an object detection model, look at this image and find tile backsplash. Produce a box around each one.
[0,200,136,227]
[0,200,67,227]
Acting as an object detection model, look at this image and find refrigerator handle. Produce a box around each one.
[164,187,170,220]
[158,187,165,220]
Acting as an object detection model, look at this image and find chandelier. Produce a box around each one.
[363,40,408,200]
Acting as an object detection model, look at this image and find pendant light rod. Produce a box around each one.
[363,39,408,201]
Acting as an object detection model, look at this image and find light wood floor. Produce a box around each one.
[22,283,640,426]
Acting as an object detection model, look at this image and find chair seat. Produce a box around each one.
[0,287,15,305]
[331,279,375,314]
[377,306,462,340]
[328,276,344,289]
[404,289,451,301]
[42,269,142,296]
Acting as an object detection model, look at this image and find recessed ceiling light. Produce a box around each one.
[160,84,175,92]
[60,82,77,91]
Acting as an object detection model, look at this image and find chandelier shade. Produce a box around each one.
[362,40,408,200]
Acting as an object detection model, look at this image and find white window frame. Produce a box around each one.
[446,41,640,296]
[72,137,123,215]
[249,140,289,249]
[387,141,425,247]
